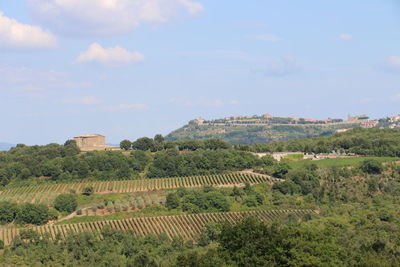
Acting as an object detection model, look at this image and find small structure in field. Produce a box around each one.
[74,134,120,151]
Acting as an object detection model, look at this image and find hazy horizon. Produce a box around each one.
[1,1,399,145]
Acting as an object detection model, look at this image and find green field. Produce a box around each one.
[285,156,399,169]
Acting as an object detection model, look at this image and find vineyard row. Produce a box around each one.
[0,209,316,246]
[0,173,277,205]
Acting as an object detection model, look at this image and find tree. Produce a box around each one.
[63,140,80,156]
[231,186,243,198]
[0,169,10,186]
[166,193,180,209]
[203,139,231,150]
[15,203,50,225]
[82,186,94,196]
[120,140,132,150]
[64,140,76,146]
[0,201,19,224]
[132,137,156,151]
[217,217,348,267]
[154,134,165,143]
[54,193,78,213]
[261,155,276,166]
[360,159,383,174]
[272,162,291,178]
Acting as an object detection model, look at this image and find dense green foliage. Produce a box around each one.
[239,128,400,156]
[148,149,261,178]
[166,121,357,144]
[272,166,320,196]
[0,139,263,187]
[82,186,94,196]
[0,201,55,225]
[122,136,232,152]
[2,205,399,266]
[0,201,19,224]
[54,193,78,213]
[1,161,400,266]
[0,142,149,186]
[166,187,230,213]
[1,129,400,266]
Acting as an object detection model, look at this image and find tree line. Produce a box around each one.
[236,128,400,157]
[0,139,265,187]
[120,135,232,151]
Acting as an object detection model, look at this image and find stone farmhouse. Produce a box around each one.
[74,134,120,151]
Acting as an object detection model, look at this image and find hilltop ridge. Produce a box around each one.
[166,113,400,144]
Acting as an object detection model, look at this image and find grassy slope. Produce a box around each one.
[285,156,398,169]
[57,206,182,225]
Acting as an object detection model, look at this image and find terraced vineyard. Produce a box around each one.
[0,173,276,205]
[0,209,316,246]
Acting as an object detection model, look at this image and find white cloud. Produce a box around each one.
[258,57,302,77]
[102,103,149,111]
[63,96,102,105]
[253,34,282,42]
[381,56,400,73]
[0,11,56,49]
[76,43,144,67]
[28,0,204,36]
[338,33,353,41]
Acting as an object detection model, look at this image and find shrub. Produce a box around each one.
[48,208,59,221]
[243,195,258,207]
[15,203,51,225]
[137,198,144,209]
[130,199,136,208]
[82,186,94,196]
[54,193,78,213]
[76,209,82,215]
[166,193,180,210]
[0,201,19,224]
[145,197,152,207]
[0,239,4,249]
[360,159,383,174]
[272,163,291,178]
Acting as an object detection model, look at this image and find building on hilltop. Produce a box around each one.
[389,115,400,122]
[74,134,120,151]
[193,117,205,125]
[347,114,369,122]
[360,120,379,128]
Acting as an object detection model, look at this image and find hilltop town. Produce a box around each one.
[167,113,400,144]
[192,114,377,128]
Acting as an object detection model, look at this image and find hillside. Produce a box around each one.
[166,114,375,144]
[167,114,400,144]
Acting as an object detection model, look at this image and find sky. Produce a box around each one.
[0,0,399,145]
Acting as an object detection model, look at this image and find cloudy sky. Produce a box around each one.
[0,0,399,145]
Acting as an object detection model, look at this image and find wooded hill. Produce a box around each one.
[237,128,400,157]
[166,120,360,144]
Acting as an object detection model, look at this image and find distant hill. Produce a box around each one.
[0,143,15,151]
[166,114,397,144]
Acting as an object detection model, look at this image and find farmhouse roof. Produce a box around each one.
[74,134,105,138]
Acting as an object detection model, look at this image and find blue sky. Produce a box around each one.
[0,0,399,145]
